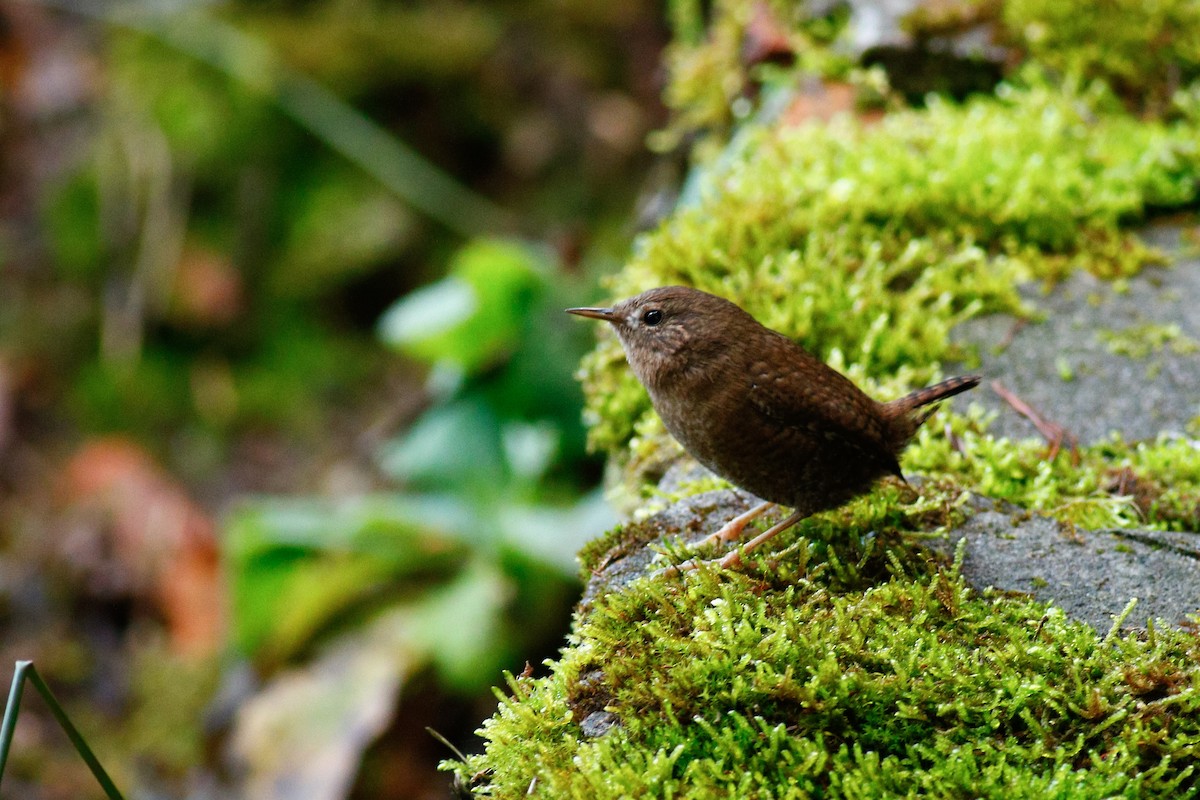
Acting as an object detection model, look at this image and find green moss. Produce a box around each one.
[660,0,1200,152]
[658,0,855,157]
[1003,0,1200,109]
[450,541,1200,797]
[527,77,1200,800]
[463,446,1199,792]
[1098,323,1200,359]
[905,412,1200,532]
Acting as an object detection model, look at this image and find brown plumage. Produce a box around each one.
[568,285,980,571]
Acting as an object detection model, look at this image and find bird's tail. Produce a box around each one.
[884,375,981,443]
[892,375,981,413]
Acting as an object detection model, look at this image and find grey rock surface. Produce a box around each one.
[951,225,1200,445]
[937,224,1200,629]
[579,711,619,739]
[579,484,758,610]
[926,498,1200,632]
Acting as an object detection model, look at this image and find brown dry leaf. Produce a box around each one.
[171,246,245,328]
[63,437,225,657]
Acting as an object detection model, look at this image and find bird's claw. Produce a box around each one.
[652,548,744,578]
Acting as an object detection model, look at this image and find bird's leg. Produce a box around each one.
[657,510,805,577]
[716,510,805,568]
[689,501,776,550]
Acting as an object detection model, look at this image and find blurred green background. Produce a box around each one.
[0,1,665,797]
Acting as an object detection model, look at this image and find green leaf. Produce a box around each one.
[226,494,477,660]
[497,489,617,574]
[412,558,514,692]
[500,420,560,483]
[377,238,545,373]
[376,398,507,493]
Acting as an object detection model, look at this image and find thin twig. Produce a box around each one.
[996,318,1029,352]
[991,380,1079,464]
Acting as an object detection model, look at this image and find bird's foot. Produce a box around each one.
[652,548,745,578]
[656,510,805,577]
[688,501,776,551]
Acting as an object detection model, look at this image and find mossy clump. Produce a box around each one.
[1003,0,1200,111]
[661,0,1200,150]
[449,535,1200,797]
[659,0,855,156]
[1097,323,1200,359]
[904,412,1200,532]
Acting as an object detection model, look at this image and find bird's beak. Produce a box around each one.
[565,306,615,322]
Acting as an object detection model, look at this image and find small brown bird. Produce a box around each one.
[568,286,980,573]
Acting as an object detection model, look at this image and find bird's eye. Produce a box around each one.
[642,309,663,326]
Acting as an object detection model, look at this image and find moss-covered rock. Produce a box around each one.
[450,3,1200,796]
[449,452,1200,796]
[454,524,1200,797]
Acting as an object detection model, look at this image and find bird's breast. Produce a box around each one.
[648,360,763,474]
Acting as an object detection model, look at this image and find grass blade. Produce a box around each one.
[0,661,126,800]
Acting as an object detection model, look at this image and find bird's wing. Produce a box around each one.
[744,338,903,477]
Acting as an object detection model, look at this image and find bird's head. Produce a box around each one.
[567,285,749,389]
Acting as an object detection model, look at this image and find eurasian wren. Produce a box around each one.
[568,285,980,572]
